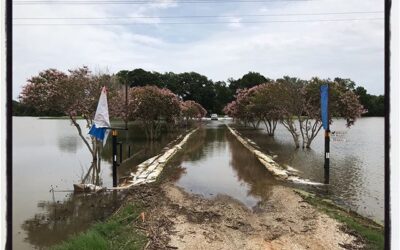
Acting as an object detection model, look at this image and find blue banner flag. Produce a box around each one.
[320,84,329,130]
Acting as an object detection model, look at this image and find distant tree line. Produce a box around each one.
[354,86,384,116]
[13,68,384,117]
[13,100,64,116]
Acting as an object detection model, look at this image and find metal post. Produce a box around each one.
[324,130,330,184]
[119,142,123,164]
[324,84,330,184]
[128,145,131,158]
[112,130,118,187]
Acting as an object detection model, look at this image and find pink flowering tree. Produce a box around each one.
[181,100,207,125]
[19,67,118,183]
[299,77,365,148]
[248,83,281,136]
[223,88,262,128]
[111,86,182,140]
[224,76,364,148]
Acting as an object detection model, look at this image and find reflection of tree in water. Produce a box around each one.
[57,136,80,154]
[21,191,128,249]
[237,127,365,213]
[79,144,104,186]
[180,128,207,162]
[226,133,277,200]
[328,155,363,208]
[101,124,181,165]
[180,126,227,162]
[163,128,208,181]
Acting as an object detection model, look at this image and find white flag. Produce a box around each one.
[89,86,111,144]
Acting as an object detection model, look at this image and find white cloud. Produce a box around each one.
[13,0,384,99]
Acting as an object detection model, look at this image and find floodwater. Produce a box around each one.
[13,117,384,249]
[237,117,384,224]
[12,117,179,249]
[167,121,278,209]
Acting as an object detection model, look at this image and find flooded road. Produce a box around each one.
[13,117,384,249]
[166,118,384,224]
[167,121,278,210]
[237,118,384,224]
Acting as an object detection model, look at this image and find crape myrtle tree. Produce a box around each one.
[110,86,207,139]
[116,69,219,113]
[111,86,182,140]
[224,76,364,148]
[223,88,260,128]
[248,83,281,136]
[224,82,284,133]
[274,76,308,148]
[19,67,118,183]
[299,77,365,148]
[181,100,207,125]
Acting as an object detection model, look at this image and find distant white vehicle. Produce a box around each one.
[211,114,218,120]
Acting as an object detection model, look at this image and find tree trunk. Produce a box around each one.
[305,123,323,148]
[69,114,94,156]
[69,114,102,184]
[263,119,277,136]
[298,117,306,148]
[281,119,300,148]
[292,133,300,148]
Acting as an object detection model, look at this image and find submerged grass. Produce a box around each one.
[295,190,384,250]
[52,202,148,250]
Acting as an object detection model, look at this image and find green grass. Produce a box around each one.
[295,190,384,250]
[52,203,148,250]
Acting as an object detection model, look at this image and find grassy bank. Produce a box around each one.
[295,190,384,250]
[52,202,148,250]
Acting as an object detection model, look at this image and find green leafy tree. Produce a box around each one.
[354,86,384,116]
[228,72,271,92]
[116,68,163,88]
[214,81,234,114]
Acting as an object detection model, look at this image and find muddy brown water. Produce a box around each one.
[165,118,384,224]
[166,121,278,210]
[13,117,179,249]
[13,117,384,249]
[236,117,384,224]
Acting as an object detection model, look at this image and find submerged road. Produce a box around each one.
[166,121,278,209]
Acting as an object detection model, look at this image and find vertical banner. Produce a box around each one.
[320,84,330,184]
[320,84,329,130]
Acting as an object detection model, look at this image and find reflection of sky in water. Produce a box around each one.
[239,117,384,223]
[12,117,384,250]
[177,141,260,208]
[173,122,276,209]
[13,117,178,250]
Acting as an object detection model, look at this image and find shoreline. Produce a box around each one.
[52,150,384,250]
[50,123,384,250]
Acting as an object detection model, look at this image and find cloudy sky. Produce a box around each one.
[13,0,384,99]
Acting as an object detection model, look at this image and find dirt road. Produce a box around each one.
[126,181,363,250]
